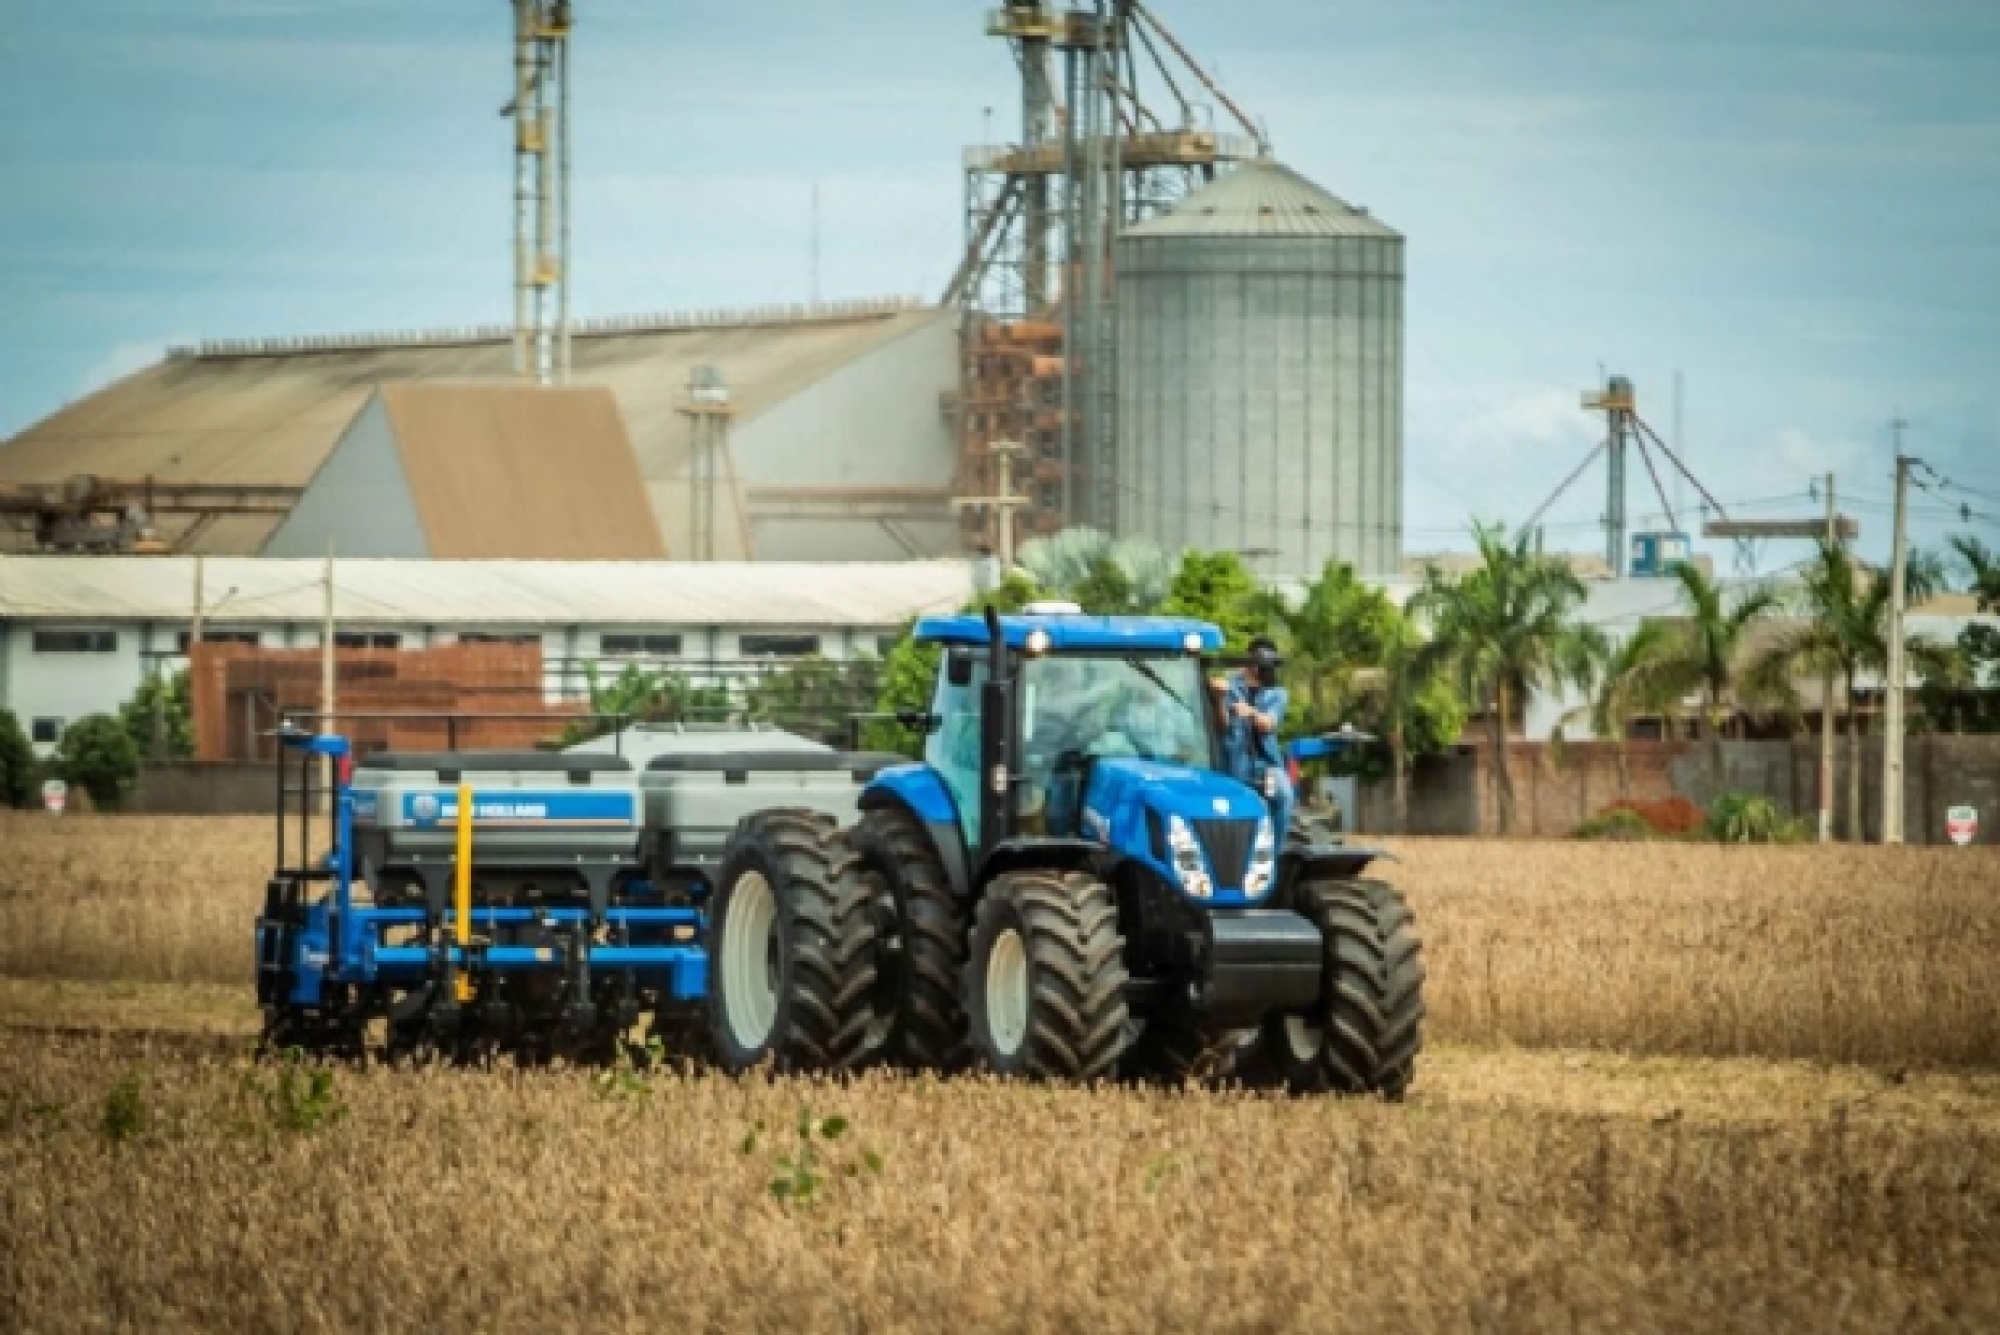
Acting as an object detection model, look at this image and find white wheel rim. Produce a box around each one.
[1284,1015,1324,1063]
[722,870,780,1050]
[986,928,1030,1058]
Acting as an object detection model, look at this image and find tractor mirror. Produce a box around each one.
[946,647,974,687]
[894,709,941,734]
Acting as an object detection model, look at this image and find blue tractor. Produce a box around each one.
[745,603,1428,1094]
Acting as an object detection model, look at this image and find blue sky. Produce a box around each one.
[3,0,1997,570]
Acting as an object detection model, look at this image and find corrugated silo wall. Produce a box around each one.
[1114,233,1404,578]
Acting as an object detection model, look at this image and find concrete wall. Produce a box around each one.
[263,396,430,558]
[1347,735,2000,842]
[1669,735,2000,846]
[130,761,276,814]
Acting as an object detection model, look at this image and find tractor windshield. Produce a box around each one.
[1020,653,1214,770]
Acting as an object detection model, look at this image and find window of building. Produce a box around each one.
[600,633,682,657]
[739,633,820,658]
[457,632,542,646]
[31,718,62,744]
[333,632,402,650]
[32,630,116,654]
[177,630,261,652]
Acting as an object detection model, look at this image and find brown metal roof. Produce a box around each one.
[375,383,664,560]
[0,303,940,554]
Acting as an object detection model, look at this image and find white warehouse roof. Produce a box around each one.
[0,556,977,627]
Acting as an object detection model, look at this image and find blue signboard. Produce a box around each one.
[400,790,635,827]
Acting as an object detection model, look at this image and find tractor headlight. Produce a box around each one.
[1024,628,1052,656]
[1166,814,1212,899]
[1243,817,1276,899]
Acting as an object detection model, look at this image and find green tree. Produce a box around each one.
[861,570,1041,756]
[1752,539,1950,839]
[1645,564,1780,794]
[118,669,195,761]
[745,655,880,746]
[1570,620,1681,798]
[1069,554,1146,615]
[1160,550,1265,651]
[1277,560,1403,737]
[0,708,36,809]
[559,662,730,746]
[1361,618,1466,831]
[1015,528,1172,608]
[1411,525,1606,835]
[1926,535,2000,732]
[57,714,140,807]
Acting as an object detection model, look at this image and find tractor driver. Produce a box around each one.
[1212,635,1292,837]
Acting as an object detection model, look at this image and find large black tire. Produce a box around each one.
[707,809,878,1074]
[1285,807,1342,857]
[1249,877,1424,1097]
[964,870,1129,1080]
[846,807,969,1071]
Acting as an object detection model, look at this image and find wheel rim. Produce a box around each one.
[986,927,1030,1058]
[722,870,780,1050]
[1283,1015,1324,1064]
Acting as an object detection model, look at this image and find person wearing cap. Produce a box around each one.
[1212,636,1292,837]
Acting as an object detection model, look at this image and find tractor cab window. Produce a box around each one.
[926,652,986,847]
[1018,653,1213,836]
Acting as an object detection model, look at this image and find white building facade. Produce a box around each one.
[0,556,978,755]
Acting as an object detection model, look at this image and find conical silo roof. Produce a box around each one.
[1122,157,1399,240]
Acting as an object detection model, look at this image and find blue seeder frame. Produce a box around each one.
[260,729,708,1011]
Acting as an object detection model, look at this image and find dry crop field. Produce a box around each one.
[3,814,1999,1331]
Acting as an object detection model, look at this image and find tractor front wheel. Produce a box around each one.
[708,809,878,1074]
[1251,877,1424,1097]
[964,870,1128,1080]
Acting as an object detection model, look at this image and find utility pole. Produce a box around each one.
[190,555,206,646]
[953,439,1029,568]
[1881,425,1913,844]
[321,540,337,738]
[1817,473,1836,843]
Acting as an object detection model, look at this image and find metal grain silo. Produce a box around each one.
[1114,159,1404,578]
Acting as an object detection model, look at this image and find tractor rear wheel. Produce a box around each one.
[964,870,1128,1080]
[1285,807,1342,857]
[1252,877,1424,1097]
[847,807,969,1071]
[708,809,878,1074]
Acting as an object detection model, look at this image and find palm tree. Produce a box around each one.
[1571,619,1680,798]
[1754,540,1947,840]
[1015,527,1173,609]
[1374,619,1460,832]
[1412,525,1607,835]
[1954,535,2000,607]
[1649,564,1780,797]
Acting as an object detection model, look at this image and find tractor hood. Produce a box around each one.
[1083,757,1264,826]
[1079,758,1274,904]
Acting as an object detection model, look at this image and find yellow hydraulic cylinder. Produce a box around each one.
[454,782,474,1002]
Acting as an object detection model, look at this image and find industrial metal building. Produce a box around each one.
[1114,159,1404,578]
[0,555,976,755]
[0,301,960,563]
[264,383,665,560]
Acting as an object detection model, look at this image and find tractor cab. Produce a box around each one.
[915,603,1236,849]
